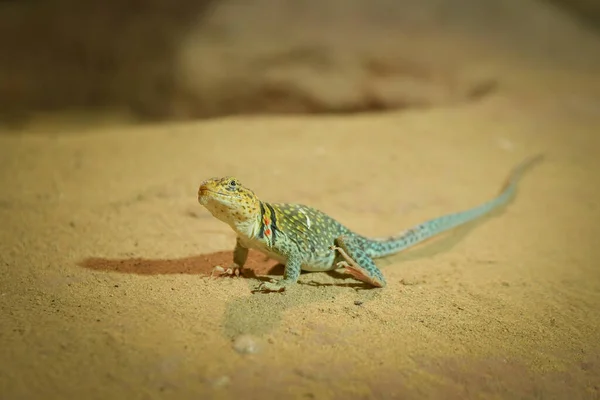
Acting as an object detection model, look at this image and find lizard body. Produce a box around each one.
[197,155,542,292]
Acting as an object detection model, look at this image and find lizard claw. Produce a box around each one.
[210,264,242,278]
[255,280,286,293]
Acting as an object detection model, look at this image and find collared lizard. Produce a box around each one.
[197,155,542,293]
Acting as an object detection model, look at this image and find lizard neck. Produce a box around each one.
[226,200,268,240]
[233,200,279,243]
[230,215,261,239]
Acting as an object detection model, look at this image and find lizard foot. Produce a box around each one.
[336,260,382,286]
[331,237,387,288]
[210,264,242,278]
[255,279,286,293]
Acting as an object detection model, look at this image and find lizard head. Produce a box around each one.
[198,176,261,231]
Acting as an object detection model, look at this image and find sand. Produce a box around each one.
[2,72,600,398]
[2,2,600,398]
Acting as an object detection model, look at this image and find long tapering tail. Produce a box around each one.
[364,154,544,258]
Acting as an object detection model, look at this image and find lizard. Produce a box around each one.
[197,155,543,293]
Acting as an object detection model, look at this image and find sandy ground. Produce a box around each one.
[2,2,600,394]
[1,61,600,399]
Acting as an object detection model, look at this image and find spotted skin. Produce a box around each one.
[197,155,542,292]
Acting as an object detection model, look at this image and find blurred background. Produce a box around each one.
[1,0,599,130]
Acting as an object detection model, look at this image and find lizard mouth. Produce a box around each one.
[198,186,234,201]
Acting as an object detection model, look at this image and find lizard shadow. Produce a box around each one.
[77,203,511,339]
[77,250,370,339]
[77,249,366,287]
[76,249,376,339]
[77,250,283,279]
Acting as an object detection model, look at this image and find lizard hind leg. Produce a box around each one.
[331,235,387,288]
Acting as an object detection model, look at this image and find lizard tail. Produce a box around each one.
[363,154,545,258]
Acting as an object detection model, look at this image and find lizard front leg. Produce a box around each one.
[331,235,386,288]
[211,237,248,278]
[255,253,302,293]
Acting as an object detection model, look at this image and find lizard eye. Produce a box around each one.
[228,179,237,189]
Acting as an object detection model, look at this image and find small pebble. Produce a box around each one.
[212,375,231,388]
[354,300,363,306]
[232,334,262,354]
